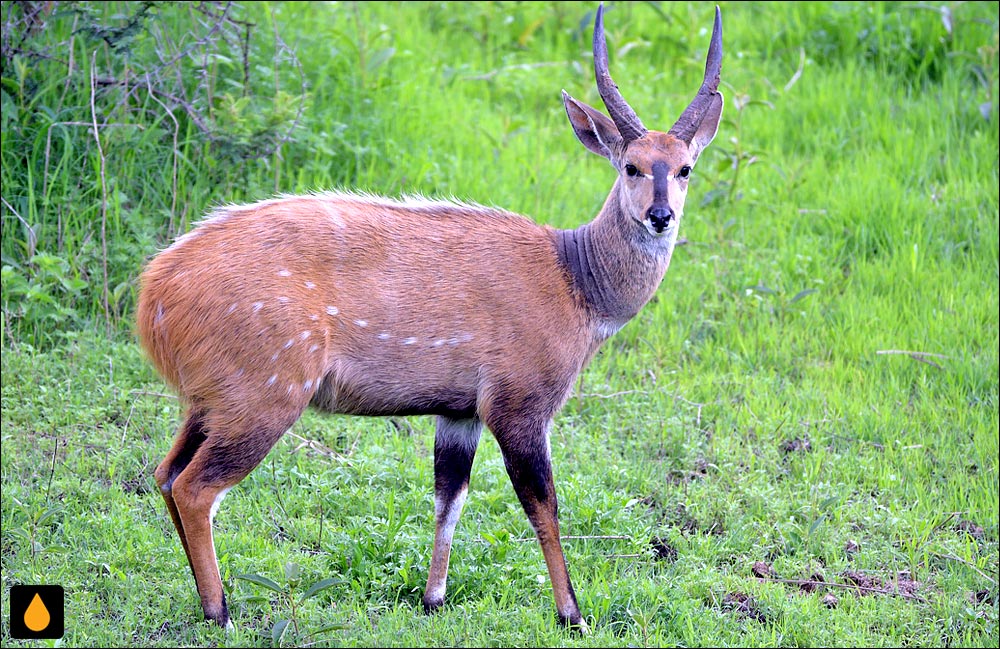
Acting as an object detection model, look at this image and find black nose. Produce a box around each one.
[646,206,674,232]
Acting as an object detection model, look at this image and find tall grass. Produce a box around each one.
[2,1,997,647]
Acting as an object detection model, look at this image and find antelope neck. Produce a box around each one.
[557,223,632,323]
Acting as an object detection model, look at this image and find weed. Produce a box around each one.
[236,562,343,646]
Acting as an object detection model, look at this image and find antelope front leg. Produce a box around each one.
[423,416,482,612]
[493,419,588,632]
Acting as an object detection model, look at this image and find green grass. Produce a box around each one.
[2,1,998,646]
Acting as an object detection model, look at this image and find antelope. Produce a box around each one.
[136,3,723,632]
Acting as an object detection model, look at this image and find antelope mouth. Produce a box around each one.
[641,217,676,238]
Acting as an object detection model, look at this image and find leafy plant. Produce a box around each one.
[235,562,343,646]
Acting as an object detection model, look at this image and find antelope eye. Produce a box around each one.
[625,164,639,177]
[678,165,692,179]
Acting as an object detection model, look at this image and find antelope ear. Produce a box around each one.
[688,92,724,165]
[562,90,622,161]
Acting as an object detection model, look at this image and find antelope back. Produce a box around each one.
[136,193,589,429]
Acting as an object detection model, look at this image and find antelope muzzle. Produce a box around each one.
[646,205,674,233]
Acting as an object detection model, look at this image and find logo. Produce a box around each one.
[9,585,64,639]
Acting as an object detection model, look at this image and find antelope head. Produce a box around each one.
[563,4,723,239]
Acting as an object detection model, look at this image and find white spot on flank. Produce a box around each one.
[304,281,316,289]
[283,338,295,350]
[300,330,311,340]
[432,339,446,347]
[447,337,460,346]
[267,375,278,386]
[287,384,296,395]
[354,319,368,328]
[326,305,339,316]
[304,379,313,391]
[402,337,417,345]
[326,207,346,229]
[278,269,292,277]
[252,301,264,312]
[277,296,290,304]
[233,368,244,378]
[309,314,319,321]
[226,302,238,315]
[308,344,320,354]
[271,352,280,361]
[377,332,392,341]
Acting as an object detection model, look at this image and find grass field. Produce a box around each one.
[1,1,998,646]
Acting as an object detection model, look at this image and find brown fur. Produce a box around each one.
[138,194,588,427]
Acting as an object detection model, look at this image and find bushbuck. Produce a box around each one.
[136,3,723,632]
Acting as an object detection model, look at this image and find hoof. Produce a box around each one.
[203,595,231,629]
[559,611,590,634]
[422,596,444,614]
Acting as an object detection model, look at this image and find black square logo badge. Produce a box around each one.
[9,585,64,639]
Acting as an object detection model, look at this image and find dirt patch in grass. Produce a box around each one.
[649,536,678,562]
[970,589,995,605]
[722,592,767,623]
[779,437,812,454]
[841,569,921,598]
[667,503,725,536]
[954,517,986,540]
[798,572,829,593]
[121,477,153,495]
[665,457,714,485]
[750,561,928,604]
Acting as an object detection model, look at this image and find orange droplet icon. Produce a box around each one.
[24,592,51,632]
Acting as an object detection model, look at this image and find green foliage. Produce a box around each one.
[2,254,87,344]
[236,563,344,646]
[1,0,309,345]
[1,1,998,647]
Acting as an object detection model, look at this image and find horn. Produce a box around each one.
[668,6,723,144]
[592,3,647,143]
